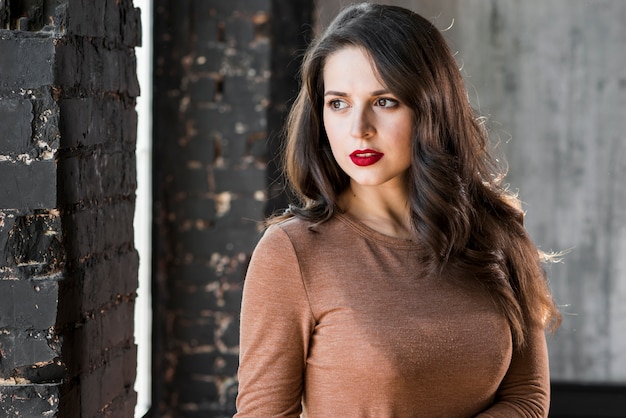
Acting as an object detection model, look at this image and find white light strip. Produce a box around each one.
[133,0,153,416]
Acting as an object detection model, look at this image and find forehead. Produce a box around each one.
[322,46,386,90]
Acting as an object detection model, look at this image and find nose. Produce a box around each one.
[350,106,375,139]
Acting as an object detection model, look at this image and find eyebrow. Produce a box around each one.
[324,89,391,97]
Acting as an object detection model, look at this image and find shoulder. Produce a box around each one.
[249,217,310,261]
[259,216,310,244]
[253,215,348,266]
[262,215,334,247]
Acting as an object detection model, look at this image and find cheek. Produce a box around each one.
[321,119,340,159]
[322,115,343,148]
[396,117,414,154]
[326,135,344,163]
[392,128,414,167]
[322,111,332,140]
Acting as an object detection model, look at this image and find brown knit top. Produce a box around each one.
[235,214,550,417]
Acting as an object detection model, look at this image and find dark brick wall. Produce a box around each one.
[0,3,65,416]
[152,0,312,416]
[0,1,141,416]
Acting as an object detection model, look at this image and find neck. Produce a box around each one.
[339,183,413,239]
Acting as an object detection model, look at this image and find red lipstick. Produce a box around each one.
[349,149,384,166]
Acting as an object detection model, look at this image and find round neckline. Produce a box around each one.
[335,212,419,250]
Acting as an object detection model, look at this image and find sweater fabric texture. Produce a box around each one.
[235,213,550,417]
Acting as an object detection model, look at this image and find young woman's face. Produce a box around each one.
[322,46,414,192]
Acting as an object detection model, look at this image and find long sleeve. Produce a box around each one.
[235,214,548,416]
[234,225,316,417]
[476,326,551,418]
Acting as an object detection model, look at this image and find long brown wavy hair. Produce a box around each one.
[277,3,560,348]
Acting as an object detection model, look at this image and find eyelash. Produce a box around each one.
[328,99,347,110]
[326,97,399,110]
[375,98,398,108]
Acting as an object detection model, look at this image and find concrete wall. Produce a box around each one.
[315,0,626,384]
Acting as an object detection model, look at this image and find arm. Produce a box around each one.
[235,225,315,417]
[477,326,551,418]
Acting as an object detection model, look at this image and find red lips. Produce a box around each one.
[349,149,384,166]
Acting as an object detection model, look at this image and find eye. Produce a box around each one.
[328,99,348,110]
[375,97,399,108]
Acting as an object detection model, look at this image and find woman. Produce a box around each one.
[235,3,560,417]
